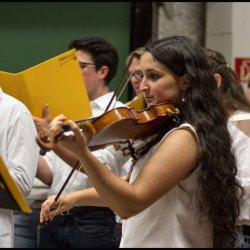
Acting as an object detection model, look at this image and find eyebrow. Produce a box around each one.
[145,68,162,73]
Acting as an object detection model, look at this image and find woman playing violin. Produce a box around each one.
[40,35,242,248]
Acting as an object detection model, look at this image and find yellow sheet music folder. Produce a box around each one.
[127,94,145,111]
[0,156,32,212]
[0,49,92,120]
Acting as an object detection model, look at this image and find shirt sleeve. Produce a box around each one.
[92,145,130,176]
[7,111,39,196]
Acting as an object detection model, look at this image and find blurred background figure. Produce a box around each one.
[245,81,250,104]
[125,47,145,111]
[204,47,250,248]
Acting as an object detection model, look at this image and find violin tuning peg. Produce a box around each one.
[174,108,180,115]
[166,108,174,116]
[123,149,131,157]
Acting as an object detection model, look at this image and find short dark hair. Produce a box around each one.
[68,37,119,85]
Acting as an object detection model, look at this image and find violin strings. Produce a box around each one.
[113,72,133,109]
[105,51,136,112]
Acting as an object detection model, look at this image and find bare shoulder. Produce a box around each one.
[159,126,199,150]
[136,127,200,202]
[152,127,200,177]
[166,126,198,145]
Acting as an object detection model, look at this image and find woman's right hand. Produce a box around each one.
[58,120,90,160]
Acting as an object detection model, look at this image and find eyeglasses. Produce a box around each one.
[79,61,95,69]
[127,70,143,80]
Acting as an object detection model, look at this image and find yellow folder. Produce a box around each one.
[0,49,92,120]
[127,94,146,111]
[0,156,32,212]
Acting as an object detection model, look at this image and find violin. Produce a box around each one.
[36,101,180,153]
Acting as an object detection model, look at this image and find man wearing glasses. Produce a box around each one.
[14,37,130,248]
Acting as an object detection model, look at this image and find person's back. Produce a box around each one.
[204,47,250,247]
[0,88,38,247]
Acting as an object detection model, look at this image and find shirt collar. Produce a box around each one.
[0,88,3,102]
[91,91,117,111]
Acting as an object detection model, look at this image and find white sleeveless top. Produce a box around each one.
[120,123,213,248]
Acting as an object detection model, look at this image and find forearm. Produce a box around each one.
[77,147,138,218]
[53,144,84,171]
[36,156,53,185]
[70,187,109,207]
[41,187,109,221]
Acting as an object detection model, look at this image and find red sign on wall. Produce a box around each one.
[235,58,250,82]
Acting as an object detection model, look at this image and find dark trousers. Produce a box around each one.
[38,206,121,248]
[234,225,250,248]
[14,209,40,248]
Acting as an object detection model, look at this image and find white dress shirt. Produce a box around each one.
[0,88,39,247]
[45,92,130,196]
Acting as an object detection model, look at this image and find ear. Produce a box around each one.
[97,65,109,80]
[214,73,222,88]
[179,76,190,91]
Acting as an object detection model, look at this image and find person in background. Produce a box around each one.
[204,47,250,248]
[126,47,145,96]
[14,101,53,248]
[245,81,250,103]
[0,87,39,247]
[14,156,52,248]
[125,47,145,111]
[40,35,242,248]
[34,37,130,248]
[115,47,146,177]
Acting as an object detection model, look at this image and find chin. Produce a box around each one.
[146,102,155,108]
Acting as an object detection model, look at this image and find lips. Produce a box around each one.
[144,97,154,103]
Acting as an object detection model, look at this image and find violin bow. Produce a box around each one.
[104,52,137,112]
[114,72,134,108]
[37,159,81,230]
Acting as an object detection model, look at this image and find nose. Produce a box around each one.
[139,77,149,93]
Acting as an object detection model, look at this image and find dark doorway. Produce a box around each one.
[128,2,152,100]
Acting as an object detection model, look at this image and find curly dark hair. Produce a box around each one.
[203,48,250,115]
[145,36,241,248]
[68,36,119,85]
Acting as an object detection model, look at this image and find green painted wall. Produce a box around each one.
[0,2,131,102]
